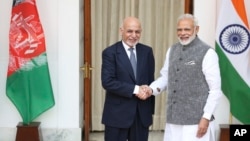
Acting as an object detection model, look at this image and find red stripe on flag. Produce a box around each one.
[8,1,46,76]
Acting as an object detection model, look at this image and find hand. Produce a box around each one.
[136,85,152,100]
[196,118,209,138]
[144,86,153,97]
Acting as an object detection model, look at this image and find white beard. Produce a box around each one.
[179,33,196,46]
[126,41,138,47]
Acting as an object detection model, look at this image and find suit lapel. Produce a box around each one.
[116,42,136,81]
[136,44,147,82]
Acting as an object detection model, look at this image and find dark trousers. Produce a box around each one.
[104,110,149,141]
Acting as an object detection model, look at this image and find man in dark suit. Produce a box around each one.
[101,16,155,141]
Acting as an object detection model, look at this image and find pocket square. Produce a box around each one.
[185,60,195,65]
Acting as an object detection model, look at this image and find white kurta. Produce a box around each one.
[163,121,216,141]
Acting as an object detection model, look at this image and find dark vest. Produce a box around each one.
[167,37,211,125]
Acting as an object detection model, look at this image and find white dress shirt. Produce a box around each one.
[122,41,140,94]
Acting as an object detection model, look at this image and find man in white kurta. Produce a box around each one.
[149,14,222,141]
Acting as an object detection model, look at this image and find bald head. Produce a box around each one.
[121,17,142,29]
[120,17,142,47]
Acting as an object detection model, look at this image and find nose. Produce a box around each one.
[131,31,137,37]
[178,29,186,35]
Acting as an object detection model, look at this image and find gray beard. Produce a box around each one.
[179,33,196,46]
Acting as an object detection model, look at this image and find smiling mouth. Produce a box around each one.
[180,37,189,40]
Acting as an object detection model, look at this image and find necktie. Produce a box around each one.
[128,48,137,78]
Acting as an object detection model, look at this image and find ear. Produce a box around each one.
[195,26,200,34]
[119,28,123,36]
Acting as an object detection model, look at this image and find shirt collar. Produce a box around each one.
[122,41,136,51]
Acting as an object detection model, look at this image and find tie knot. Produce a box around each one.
[128,48,134,52]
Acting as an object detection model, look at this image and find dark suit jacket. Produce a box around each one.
[101,41,155,128]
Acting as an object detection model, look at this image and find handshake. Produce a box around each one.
[136,85,153,100]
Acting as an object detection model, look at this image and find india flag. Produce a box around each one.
[215,0,250,124]
[6,0,55,124]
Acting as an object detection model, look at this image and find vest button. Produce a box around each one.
[179,58,182,61]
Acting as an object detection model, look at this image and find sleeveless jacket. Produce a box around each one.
[167,37,211,125]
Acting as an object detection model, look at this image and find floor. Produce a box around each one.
[89,131,164,141]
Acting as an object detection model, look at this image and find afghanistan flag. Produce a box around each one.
[6,0,55,124]
[215,0,250,124]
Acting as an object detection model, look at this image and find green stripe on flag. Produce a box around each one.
[6,53,55,124]
[216,42,250,124]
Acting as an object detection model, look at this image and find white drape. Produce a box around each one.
[91,0,185,131]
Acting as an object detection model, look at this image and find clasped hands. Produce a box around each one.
[136,85,152,100]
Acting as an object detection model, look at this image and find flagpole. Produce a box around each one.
[229,112,233,124]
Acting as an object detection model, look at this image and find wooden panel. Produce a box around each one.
[16,122,42,141]
[83,0,92,141]
[185,0,193,14]
[219,124,230,141]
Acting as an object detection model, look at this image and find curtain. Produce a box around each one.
[91,0,185,131]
